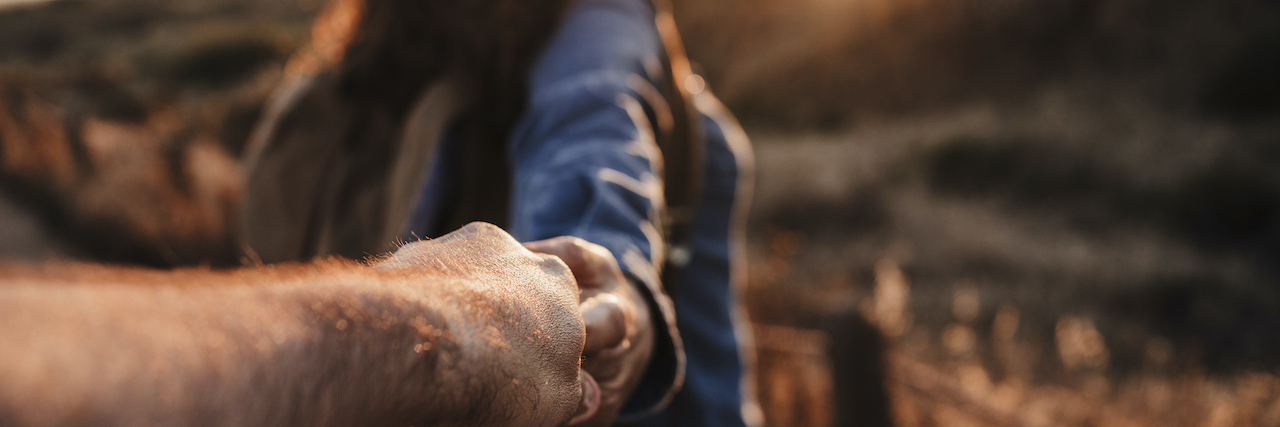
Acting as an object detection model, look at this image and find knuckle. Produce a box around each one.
[537,253,576,287]
[604,301,627,333]
[600,294,629,320]
[452,222,514,246]
[460,221,502,234]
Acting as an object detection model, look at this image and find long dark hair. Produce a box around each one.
[316,0,573,230]
[329,0,570,139]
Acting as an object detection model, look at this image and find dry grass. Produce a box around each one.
[743,90,1280,425]
[747,231,1280,427]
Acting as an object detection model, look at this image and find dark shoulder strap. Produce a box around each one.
[652,0,705,290]
[241,70,470,263]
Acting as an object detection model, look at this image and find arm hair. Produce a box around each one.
[0,253,579,427]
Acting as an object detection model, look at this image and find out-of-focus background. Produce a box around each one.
[1,0,1279,425]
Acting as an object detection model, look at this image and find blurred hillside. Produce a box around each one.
[677,0,1280,127]
[1,0,1280,425]
[677,0,1280,371]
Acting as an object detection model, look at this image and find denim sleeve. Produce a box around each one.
[505,0,685,419]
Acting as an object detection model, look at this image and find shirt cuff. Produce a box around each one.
[614,248,685,422]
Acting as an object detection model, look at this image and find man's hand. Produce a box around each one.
[379,223,603,426]
[0,222,600,427]
[525,237,655,427]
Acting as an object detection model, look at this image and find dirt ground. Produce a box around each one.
[2,0,1280,425]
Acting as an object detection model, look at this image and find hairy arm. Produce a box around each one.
[0,223,593,427]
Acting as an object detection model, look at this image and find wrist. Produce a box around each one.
[613,269,686,421]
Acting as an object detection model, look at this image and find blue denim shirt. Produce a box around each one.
[406,0,755,424]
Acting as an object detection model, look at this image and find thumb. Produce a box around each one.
[581,293,628,353]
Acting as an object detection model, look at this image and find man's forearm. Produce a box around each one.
[0,229,586,427]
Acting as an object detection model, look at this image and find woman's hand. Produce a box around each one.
[524,237,655,427]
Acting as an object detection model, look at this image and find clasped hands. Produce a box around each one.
[382,223,654,426]
[525,236,655,427]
